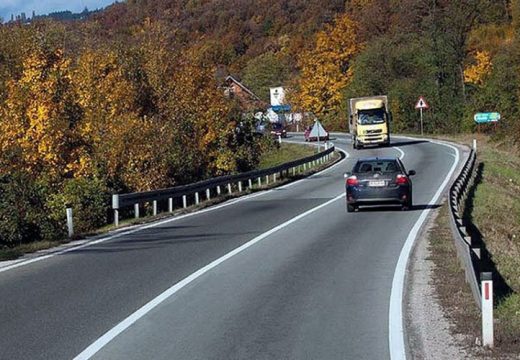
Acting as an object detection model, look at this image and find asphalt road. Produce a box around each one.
[0,134,463,360]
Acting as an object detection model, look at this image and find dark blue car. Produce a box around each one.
[344,157,415,212]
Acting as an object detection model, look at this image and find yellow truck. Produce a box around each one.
[348,96,391,149]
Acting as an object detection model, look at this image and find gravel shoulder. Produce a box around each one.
[405,205,471,360]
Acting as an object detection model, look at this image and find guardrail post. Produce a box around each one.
[292,167,296,176]
[134,203,140,218]
[248,179,253,189]
[481,272,494,348]
[66,208,74,238]
[257,177,261,187]
[112,195,119,227]
[217,185,221,195]
[153,200,157,216]
[195,192,200,205]
[303,163,307,171]
[183,195,187,208]
[238,181,242,192]
[168,198,173,213]
[273,173,277,182]
[206,188,211,200]
[227,183,232,194]
[265,175,269,185]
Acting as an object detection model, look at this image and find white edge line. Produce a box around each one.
[73,193,345,360]
[394,147,405,160]
[388,139,460,360]
[0,146,348,274]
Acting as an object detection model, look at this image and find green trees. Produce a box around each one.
[241,51,290,101]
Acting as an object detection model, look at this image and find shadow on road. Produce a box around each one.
[356,203,441,212]
[390,140,428,147]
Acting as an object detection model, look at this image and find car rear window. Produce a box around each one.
[354,160,399,173]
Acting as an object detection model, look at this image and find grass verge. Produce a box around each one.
[257,142,317,169]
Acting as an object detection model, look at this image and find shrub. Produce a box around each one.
[0,171,53,246]
[46,177,109,235]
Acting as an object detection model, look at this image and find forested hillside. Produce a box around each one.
[1,0,519,246]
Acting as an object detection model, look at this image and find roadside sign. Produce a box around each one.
[415,96,429,135]
[474,112,500,123]
[415,96,429,109]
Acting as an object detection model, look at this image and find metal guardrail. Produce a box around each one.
[447,148,482,307]
[111,146,335,226]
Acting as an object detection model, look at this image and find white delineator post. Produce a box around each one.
[473,138,477,152]
[66,208,74,238]
[481,272,494,348]
[112,194,119,227]
[134,203,140,218]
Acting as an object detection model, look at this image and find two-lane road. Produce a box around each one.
[0,134,464,359]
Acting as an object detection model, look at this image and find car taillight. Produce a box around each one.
[396,174,408,185]
[346,176,359,186]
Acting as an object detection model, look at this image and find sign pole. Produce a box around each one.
[420,107,423,136]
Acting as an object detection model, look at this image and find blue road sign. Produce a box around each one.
[474,112,500,123]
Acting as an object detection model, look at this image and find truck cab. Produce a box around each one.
[349,96,391,149]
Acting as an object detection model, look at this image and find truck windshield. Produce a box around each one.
[358,109,385,125]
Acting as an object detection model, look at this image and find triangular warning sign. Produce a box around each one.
[415,96,429,109]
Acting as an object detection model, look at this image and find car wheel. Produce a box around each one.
[347,203,356,213]
[401,200,412,211]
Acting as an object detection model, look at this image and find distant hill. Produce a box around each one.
[6,7,103,24]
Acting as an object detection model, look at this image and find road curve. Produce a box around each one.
[0,134,464,360]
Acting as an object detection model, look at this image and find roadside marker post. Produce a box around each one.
[481,272,494,347]
[134,203,139,219]
[153,200,158,216]
[473,139,477,152]
[182,195,187,208]
[168,198,173,213]
[195,192,200,205]
[206,188,211,200]
[66,208,74,238]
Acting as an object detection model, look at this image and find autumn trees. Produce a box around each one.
[291,14,361,130]
[0,20,265,245]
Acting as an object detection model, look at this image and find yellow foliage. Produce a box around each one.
[0,47,83,179]
[464,50,492,86]
[292,14,362,118]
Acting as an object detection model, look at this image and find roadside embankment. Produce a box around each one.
[0,142,340,262]
[409,134,520,358]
